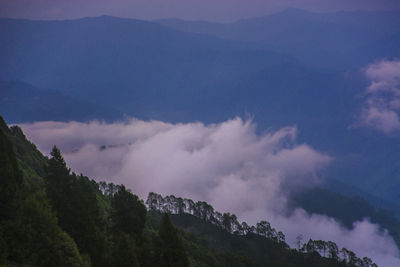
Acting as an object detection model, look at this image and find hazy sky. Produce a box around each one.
[1,0,399,22]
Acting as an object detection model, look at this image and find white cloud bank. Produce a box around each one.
[20,118,400,266]
[359,59,400,134]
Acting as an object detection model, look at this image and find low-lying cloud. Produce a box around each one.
[20,118,400,266]
[359,59,400,134]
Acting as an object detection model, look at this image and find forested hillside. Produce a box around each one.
[0,114,379,266]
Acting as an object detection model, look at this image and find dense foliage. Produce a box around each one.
[0,116,47,183]
[0,116,189,267]
[146,193,287,243]
[0,122,85,266]
[146,193,376,267]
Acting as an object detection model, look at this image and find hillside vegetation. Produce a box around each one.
[0,115,382,266]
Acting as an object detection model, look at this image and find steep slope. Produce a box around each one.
[0,119,85,266]
[0,115,47,183]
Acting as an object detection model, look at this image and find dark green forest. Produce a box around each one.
[0,115,379,266]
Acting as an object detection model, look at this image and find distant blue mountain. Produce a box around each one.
[157,8,400,69]
[0,13,399,211]
[0,81,123,123]
[0,15,299,117]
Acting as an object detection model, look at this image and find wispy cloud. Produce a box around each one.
[20,118,400,266]
[358,60,400,134]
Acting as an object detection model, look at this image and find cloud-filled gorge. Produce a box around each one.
[20,118,400,266]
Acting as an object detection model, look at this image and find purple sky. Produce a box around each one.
[1,0,399,22]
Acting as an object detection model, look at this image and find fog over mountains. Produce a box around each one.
[1,9,400,264]
[17,118,400,266]
[1,8,399,204]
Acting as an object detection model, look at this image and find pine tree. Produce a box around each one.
[45,146,109,266]
[111,185,147,240]
[0,128,23,223]
[155,213,189,267]
[110,185,147,266]
[111,232,140,267]
[0,128,84,266]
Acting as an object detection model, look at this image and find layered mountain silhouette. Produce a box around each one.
[0,9,399,211]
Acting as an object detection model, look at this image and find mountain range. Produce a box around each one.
[0,8,399,214]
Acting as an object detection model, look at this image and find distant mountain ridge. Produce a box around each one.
[156,8,400,69]
[0,81,124,123]
[1,11,400,213]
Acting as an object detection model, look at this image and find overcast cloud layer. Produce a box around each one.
[20,118,400,266]
[359,60,400,134]
[1,0,399,22]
